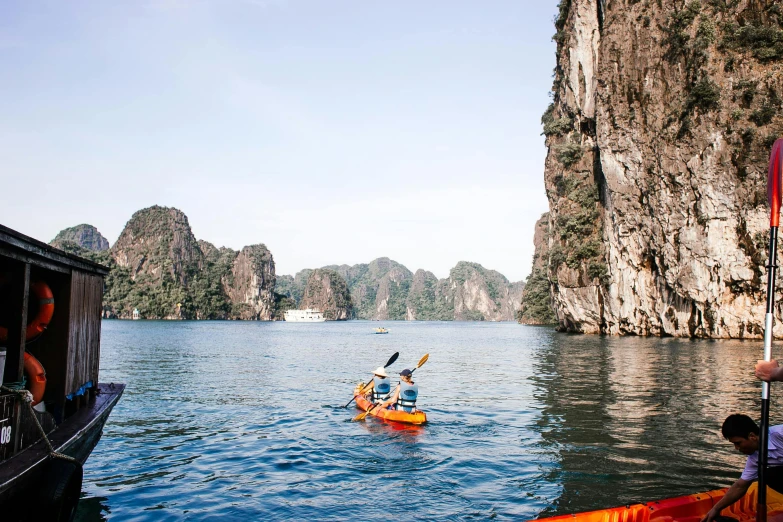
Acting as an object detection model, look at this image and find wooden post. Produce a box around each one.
[3,262,29,384]
[3,262,29,455]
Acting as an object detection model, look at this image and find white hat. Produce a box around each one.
[373,367,388,377]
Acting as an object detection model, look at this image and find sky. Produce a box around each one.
[0,0,558,282]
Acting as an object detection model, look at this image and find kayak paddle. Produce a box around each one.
[353,353,429,422]
[759,138,783,522]
[342,351,399,409]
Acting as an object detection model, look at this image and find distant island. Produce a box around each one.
[51,206,526,322]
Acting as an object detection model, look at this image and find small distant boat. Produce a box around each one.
[374,327,388,334]
[284,309,326,322]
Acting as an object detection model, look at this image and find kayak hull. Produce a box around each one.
[534,483,783,522]
[353,386,427,425]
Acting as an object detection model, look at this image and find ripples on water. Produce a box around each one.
[75,321,780,521]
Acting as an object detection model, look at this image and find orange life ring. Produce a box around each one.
[25,281,55,341]
[23,352,46,406]
[0,280,55,343]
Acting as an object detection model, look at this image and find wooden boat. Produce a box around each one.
[0,224,124,521]
[533,483,783,522]
[353,385,426,425]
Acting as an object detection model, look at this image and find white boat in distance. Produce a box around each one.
[284,308,326,322]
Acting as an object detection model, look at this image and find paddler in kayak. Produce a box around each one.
[701,414,783,522]
[380,369,418,412]
[365,367,391,405]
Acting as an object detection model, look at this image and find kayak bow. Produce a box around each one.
[533,483,783,522]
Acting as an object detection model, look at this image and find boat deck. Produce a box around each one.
[0,382,124,500]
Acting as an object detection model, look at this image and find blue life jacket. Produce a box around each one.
[396,382,418,412]
[373,376,391,401]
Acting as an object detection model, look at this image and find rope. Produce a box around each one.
[0,385,79,464]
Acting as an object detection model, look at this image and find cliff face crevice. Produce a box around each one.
[541,0,783,338]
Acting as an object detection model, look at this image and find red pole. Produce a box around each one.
[759,138,783,522]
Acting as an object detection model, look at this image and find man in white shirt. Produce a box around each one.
[701,414,783,522]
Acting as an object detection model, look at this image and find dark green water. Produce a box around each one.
[75,321,780,521]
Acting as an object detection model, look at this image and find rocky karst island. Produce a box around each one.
[52,206,524,322]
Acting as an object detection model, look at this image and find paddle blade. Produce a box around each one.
[353,411,370,421]
[384,351,400,368]
[416,353,429,369]
[768,138,783,226]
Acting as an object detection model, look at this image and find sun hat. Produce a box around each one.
[373,367,388,377]
[400,369,412,377]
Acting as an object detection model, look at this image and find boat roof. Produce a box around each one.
[0,223,109,276]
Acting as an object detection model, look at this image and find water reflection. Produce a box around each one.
[532,334,783,516]
[80,321,783,520]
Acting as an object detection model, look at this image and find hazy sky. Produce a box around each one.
[0,1,557,282]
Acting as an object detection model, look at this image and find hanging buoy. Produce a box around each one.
[23,351,47,406]
[0,280,55,343]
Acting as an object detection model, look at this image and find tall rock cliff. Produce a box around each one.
[405,270,453,320]
[299,268,353,320]
[92,206,276,320]
[112,206,205,288]
[541,0,783,337]
[225,245,276,320]
[51,224,110,251]
[325,258,413,320]
[519,214,558,324]
[448,262,524,321]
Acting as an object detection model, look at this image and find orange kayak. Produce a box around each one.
[353,385,427,425]
[534,483,783,522]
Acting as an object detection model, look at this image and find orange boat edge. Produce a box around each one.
[533,484,783,522]
[353,384,427,425]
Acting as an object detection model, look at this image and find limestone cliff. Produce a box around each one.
[449,262,523,321]
[93,206,277,320]
[299,268,353,320]
[51,224,110,252]
[225,245,275,320]
[541,0,783,337]
[405,270,453,320]
[325,258,413,320]
[275,270,312,306]
[281,258,524,321]
[112,206,204,289]
[519,213,558,324]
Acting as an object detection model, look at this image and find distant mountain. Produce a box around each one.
[325,258,412,320]
[299,269,353,320]
[51,224,109,252]
[278,258,524,321]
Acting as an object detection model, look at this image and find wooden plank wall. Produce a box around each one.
[66,271,103,395]
[27,268,72,412]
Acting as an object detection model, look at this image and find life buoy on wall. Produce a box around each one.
[0,280,55,343]
[23,351,46,406]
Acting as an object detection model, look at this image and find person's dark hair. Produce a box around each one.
[722,414,760,439]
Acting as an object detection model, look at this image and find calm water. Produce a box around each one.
[74,321,782,521]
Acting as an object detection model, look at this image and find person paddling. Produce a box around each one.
[700,414,783,522]
[366,367,391,405]
[380,369,418,412]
